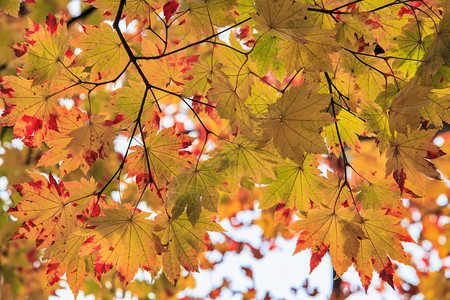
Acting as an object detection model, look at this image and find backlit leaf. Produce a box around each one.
[80,203,165,285]
[263,84,333,163]
[157,211,223,285]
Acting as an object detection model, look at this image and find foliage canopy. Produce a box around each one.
[0,0,449,299]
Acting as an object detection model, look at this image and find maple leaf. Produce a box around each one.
[260,155,325,212]
[360,101,391,152]
[263,84,333,164]
[290,206,365,275]
[210,136,283,185]
[334,13,372,50]
[0,75,58,147]
[339,50,388,103]
[37,106,90,175]
[64,113,123,167]
[20,15,70,86]
[245,80,278,116]
[421,88,450,129]
[179,0,236,37]
[168,162,229,226]
[7,173,97,249]
[183,60,223,98]
[207,75,255,134]
[80,203,165,285]
[389,79,431,135]
[72,23,129,80]
[354,177,402,210]
[112,79,159,126]
[252,0,308,38]
[415,8,450,84]
[354,209,414,291]
[156,211,224,285]
[213,34,255,100]
[43,233,89,297]
[276,27,338,74]
[126,127,194,189]
[322,109,364,154]
[0,0,20,17]
[390,23,431,76]
[141,43,197,88]
[386,129,442,185]
[250,34,283,76]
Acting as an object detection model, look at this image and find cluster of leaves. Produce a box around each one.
[0,0,449,298]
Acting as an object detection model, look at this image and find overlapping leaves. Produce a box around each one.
[2,0,449,297]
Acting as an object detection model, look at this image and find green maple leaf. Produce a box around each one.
[112,79,158,125]
[245,80,278,117]
[421,88,450,128]
[0,0,20,17]
[168,163,229,226]
[260,155,325,212]
[339,50,388,103]
[72,23,129,80]
[354,177,401,210]
[250,34,283,75]
[390,23,433,77]
[214,34,255,100]
[359,101,391,152]
[323,109,365,154]
[211,136,283,185]
[183,60,224,98]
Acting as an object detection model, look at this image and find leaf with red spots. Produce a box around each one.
[7,173,97,249]
[353,209,414,291]
[126,126,194,189]
[71,23,130,81]
[19,14,72,86]
[156,211,223,285]
[43,233,90,297]
[290,206,365,275]
[38,108,123,173]
[386,129,442,187]
[64,113,123,167]
[79,203,165,285]
[0,76,60,147]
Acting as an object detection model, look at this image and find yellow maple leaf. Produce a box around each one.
[291,206,365,275]
[263,84,333,163]
[354,209,414,291]
[80,203,165,285]
[156,211,224,285]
